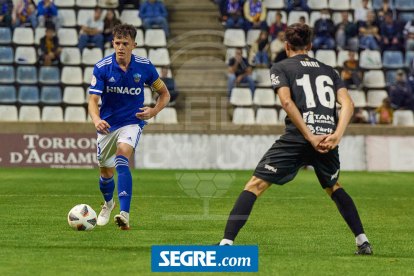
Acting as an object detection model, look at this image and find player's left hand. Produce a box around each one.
[320,133,341,151]
[136,107,156,120]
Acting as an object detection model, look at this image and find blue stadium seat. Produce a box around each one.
[405,51,414,67]
[41,86,62,105]
[39,67,60,84]
[0,47,13,64]
[16,66,37,84]
[373,0,395,9]
[399,12,414,22]
[0,65,14,83]
[0,28,11,44]
[395,0,414,10]
[383,51,404,68]
[18,86,40,104]
[0,86,16,103]
[385,70,406,86]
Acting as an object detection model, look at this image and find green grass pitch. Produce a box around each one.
[1,168,414,276]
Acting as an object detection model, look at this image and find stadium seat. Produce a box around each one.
[83,67,94,84]
[155,107,178,124]
[363,70,386,88]
[18,86,39,104]
[16,66,37,84]
[266,11,287,26]
[148,48,170,66]
[132,48,147,59]
[82,48,103,65]
[405,51,414,67]
[393,110,414,126]
[155,67,172,78]
[246,29,261,46]
[278,109,287,125]
[61,67,83,85]
[55,0,75,7]
[13,28,34,45]
[287,11,309,26]
[0,27,12,44]
[14,47,37,64]
[34,27,46,45]
[98,0,119,8]
[223,29,246,47]
[57,28,78,46]
[0,105,18,121]
[19,106,41,122]
[63,87,85,105]
[225,48,248,64]
[308,50,314,58]
[332,12,353,25]
[373,0,394,9]
[337,50,359,66]
[0,86,16,103]
[351,0,372,8]
[39,67,60,84]
[398,12,414,22]
[348,90,367,108]
[85,88,102,105]
[42,106,63,122]
[59,9,77,27]
[315,50,336,67]
[0,65,14,83]
[359,50,382,69]
[65,107,86,122]
[275,94,282,106]
[61,47,81,65]
[309,12,326,27]
[395,0,414,10]
[367,90,388,107]
[329,0,350,10]
[230,88,253,106]
[0,46,13,64]
[253,69,272,87]
[232,108,255,125]
[41,86,62,104]
[77,9,95,26]
[256,108,278,125]
[253,88,275,106]
[120,10,142,27]
[76,0,97,7]
[262,0,284,9]
[145,29,167,47]
[135,29,144,47]
[385,70,406,86]
[383,51,404,68]
[144,87,152,106]
[105,48,115,57]
[308,0,328,9]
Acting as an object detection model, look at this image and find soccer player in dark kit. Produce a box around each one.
[217,23,372,255]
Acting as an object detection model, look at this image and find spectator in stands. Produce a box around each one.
[39,24,61,66]
[160,67,178,104]
[286,0,309,12]
[139,0,169,38]
[359,11,380,50]
[312,9,335,50]
[228,48,255,97]
[37,0,61,31]
[103,9,121,47]
[270,31,285,62]
[118,0,140,14]
[351,108,367,124]
[0,0,13,28]
[243,0,267,31]
[336,11,359,51]
[342,51,362,89]
[78,8,104,52]
[390,69,413,110]
[269,12,286,41]
[380,12,402,51]
[376,98,394,124]
[249,30,269,67]
[354,0,372,23]
[299,16,305,25]
[403,15,414,51]
[375,0,395,25]
[223,0,244,29]
[12,0,37,28]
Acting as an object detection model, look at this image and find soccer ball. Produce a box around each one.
[67,204,97,231]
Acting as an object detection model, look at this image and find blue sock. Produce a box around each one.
[99,175,115,202]
[115,155,132,213]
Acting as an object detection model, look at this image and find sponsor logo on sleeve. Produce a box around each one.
[91,75,97,86]
[271,74,280,86]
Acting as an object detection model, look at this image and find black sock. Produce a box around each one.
[331,188,364,237]
[223,190,257,241]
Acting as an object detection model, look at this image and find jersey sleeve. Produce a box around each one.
[270,63,289,92]
[89,66,105,96]
[332,69,346,92]
[145,63,162,88]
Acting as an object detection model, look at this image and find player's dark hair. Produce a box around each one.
[285,23,313,51]
[94,7,103,12]
[384,12,393,18]
[113,24,137,41]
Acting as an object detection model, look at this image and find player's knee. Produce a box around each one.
[100,167,114,179]
[244,176,270,197]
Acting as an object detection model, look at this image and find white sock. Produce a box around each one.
[120,211,129,220]
[356,234,368,246]
[106,199,114,208]
[220,239,233,245]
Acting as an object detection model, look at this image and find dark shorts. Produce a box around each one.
[253,136,340,189]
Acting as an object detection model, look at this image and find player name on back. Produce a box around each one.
[300,61,320,67]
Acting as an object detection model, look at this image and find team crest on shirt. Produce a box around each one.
[133,73,141,83]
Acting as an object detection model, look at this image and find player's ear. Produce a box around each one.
[133,42,137,49]
[307,43,312,51]
[111,40,115,48]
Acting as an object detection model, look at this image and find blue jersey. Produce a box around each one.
[89,53,160,132]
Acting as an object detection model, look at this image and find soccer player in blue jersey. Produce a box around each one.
[88,24,170,230]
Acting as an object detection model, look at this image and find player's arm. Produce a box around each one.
[88,67,110,134]
[278,87,329,153]
[136,78,170,120]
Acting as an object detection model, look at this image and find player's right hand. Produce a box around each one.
[309,134,330,154]
[94,119,111,134]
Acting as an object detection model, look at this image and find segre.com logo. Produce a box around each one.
[151,245,258,272]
